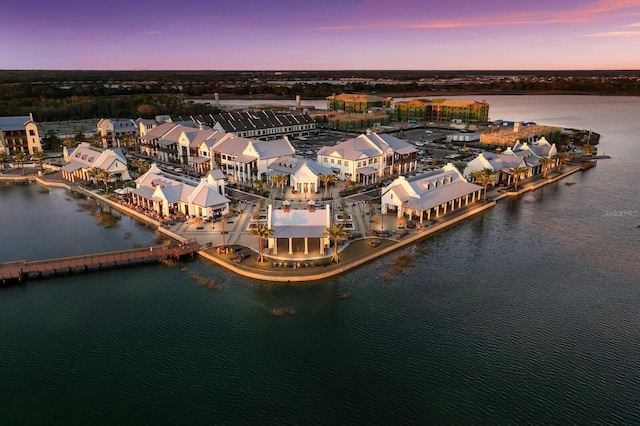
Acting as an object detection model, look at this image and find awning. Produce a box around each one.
[357,166,377,175]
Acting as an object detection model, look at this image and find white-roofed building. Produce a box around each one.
[381,164,484,224]
[139,121,200,161]
[267,156,334,195]
[316,131,418,184]
[463,150,527,186]
[512,137,558,175]
[211,136,294,184]
[266,203,331,257]
[61,143,131,183]
[131,163,229,218]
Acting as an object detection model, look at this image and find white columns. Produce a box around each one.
[304,238,309,254]
[288,237,293,255]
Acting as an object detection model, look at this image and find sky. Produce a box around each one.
[1,0,639,70]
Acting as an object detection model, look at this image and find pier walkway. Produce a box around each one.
[0,240,207,283]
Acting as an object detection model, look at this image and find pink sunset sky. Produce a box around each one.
[1,0,639,70]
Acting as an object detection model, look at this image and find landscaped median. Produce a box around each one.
[197,201,497,283]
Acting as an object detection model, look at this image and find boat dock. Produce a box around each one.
[0,239,209,284]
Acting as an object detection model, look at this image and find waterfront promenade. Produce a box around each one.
[2,162,587,282]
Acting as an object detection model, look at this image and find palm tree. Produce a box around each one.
[470,168,497,202]
[249,223,274,262]
[13,152,28,175]
[323,223,349,263]
[0,151,7,172]
[540,157,555,178]
[554,152,570,171]
[86,166,102,187]
[510,166,529,192]
[581,143,596,157]
[32,149,46,172]
[271,173,287,199]
[131,159,150,175]
[98,169,115,193]
[62,138,77,149]
[318,173,336,200]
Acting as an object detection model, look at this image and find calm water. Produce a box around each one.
[1,96,640,425]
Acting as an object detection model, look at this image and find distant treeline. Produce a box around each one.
[2,70,640,121]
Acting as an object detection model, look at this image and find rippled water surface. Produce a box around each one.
[1,96,640,424]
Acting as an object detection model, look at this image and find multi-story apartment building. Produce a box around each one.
[96,118,138,148]
[393,98,489,125]
[316,132,418,184]
[0,114,42,155]
[212,137,295,184]
[326,93,391,113]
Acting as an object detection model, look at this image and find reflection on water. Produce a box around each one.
[1,96,640,424]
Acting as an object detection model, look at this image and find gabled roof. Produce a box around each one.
[270,207,330,238]
[140,122,199,141]
[268,156,333,176]
[189,179,230,208]
[0,116,34,131]
[193,110,315,133]
[250,138,294,159]
[208,169,226,180]
[97,118,138,134]
[383,165,482,212]
[212,136,252,156]
[317,132,416,160]
[67,143,127,170]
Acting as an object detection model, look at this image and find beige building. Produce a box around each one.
[0,114,42,155]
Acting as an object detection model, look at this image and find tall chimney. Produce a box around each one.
[214,93,219,105]
[296,95,301,108]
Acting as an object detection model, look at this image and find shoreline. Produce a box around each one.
[5,162,586,283]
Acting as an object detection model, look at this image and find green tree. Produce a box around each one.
[319,173,336,200]
[323,223,349,263]
[271,173,288,199]
[470,168,497,202]
[32,149,46,172]
[249,223,274,262]
[97,169,115,193]
[581,143,596,157]
[13,151,28,175]
[555,152,570,171]
[510,166,529,192]
[131,159,150,175]
[86,167,102,186]
[540,157,555,178]
[0,151,7,171]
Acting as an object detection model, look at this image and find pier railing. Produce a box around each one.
[0,239,206,282]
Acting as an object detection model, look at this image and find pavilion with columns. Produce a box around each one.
[266,201,331,258]
[380,164,484,224]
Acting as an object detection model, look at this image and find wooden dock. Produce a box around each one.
[0,239,209,284]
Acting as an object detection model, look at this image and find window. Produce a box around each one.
[337,160,342,165]
[344,161,349,166]
[331,159,335,164]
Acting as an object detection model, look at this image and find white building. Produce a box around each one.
[316,132,418,183]
[267,156,334,195]
[61,143,131,183]
[463,150,527,185]
[97,118,138,148]
[266,203,331,257]
[131,164,229,218]
[212,137,294,184]
[381,164,483,223]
